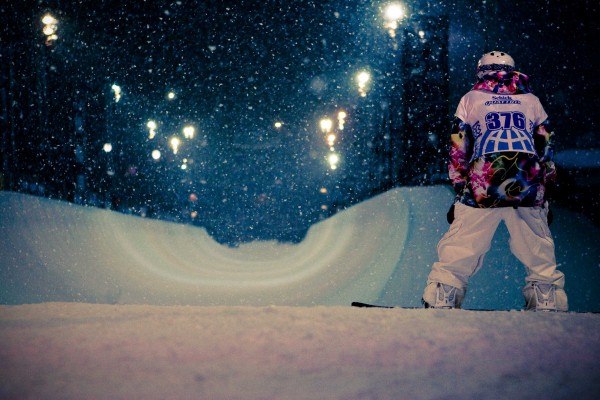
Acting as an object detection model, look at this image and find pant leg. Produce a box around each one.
[504,206,565,289]
[427,203,502,289]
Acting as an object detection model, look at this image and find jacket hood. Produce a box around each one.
[472,70,531,95]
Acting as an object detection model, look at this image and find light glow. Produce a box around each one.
[183,126,195,139]
[327,134,336,147]
[327,152,340,170]
[320,118,333,133]
[384,3,405,22]
[42,14,58,44]
[356,71,371,97]
[337,111,347,130]
[147,120,157,139]
[170,137,181,154]
[42,14,58,26]
[43,25,57,36]
[383,3,406,39]
[111,84,122,103]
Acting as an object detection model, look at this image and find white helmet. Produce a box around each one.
[477,51,515,78]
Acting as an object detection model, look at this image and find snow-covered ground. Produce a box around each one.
[1,186,600,399]
[2,303,599,400]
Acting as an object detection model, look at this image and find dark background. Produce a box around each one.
[1,0,598,245]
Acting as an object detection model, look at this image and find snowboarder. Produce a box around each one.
[422,51,568,311]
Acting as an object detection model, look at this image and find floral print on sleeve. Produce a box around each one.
[448,118,472,195]
[534,120,557,184]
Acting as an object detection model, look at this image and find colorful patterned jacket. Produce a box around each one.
[449,71,556,208]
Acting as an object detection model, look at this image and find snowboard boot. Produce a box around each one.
[523,282,568,312]
[422,282,465,309]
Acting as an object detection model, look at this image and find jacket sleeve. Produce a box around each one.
[448,118,473,195]
[534,120,557,184]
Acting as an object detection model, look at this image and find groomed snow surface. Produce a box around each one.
[1,186,600,399]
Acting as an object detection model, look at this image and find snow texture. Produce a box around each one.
[1,303,599,400]
[1,187,600,399]
[1,186,599,311]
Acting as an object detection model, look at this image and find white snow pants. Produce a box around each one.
[427,202,565,290]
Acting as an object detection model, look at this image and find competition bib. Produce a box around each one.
[472,110,535,159]
[457,93,542,161]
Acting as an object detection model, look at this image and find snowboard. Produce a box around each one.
[351,301,502,311]
[351,301,398,309]
[351,301,600,313]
